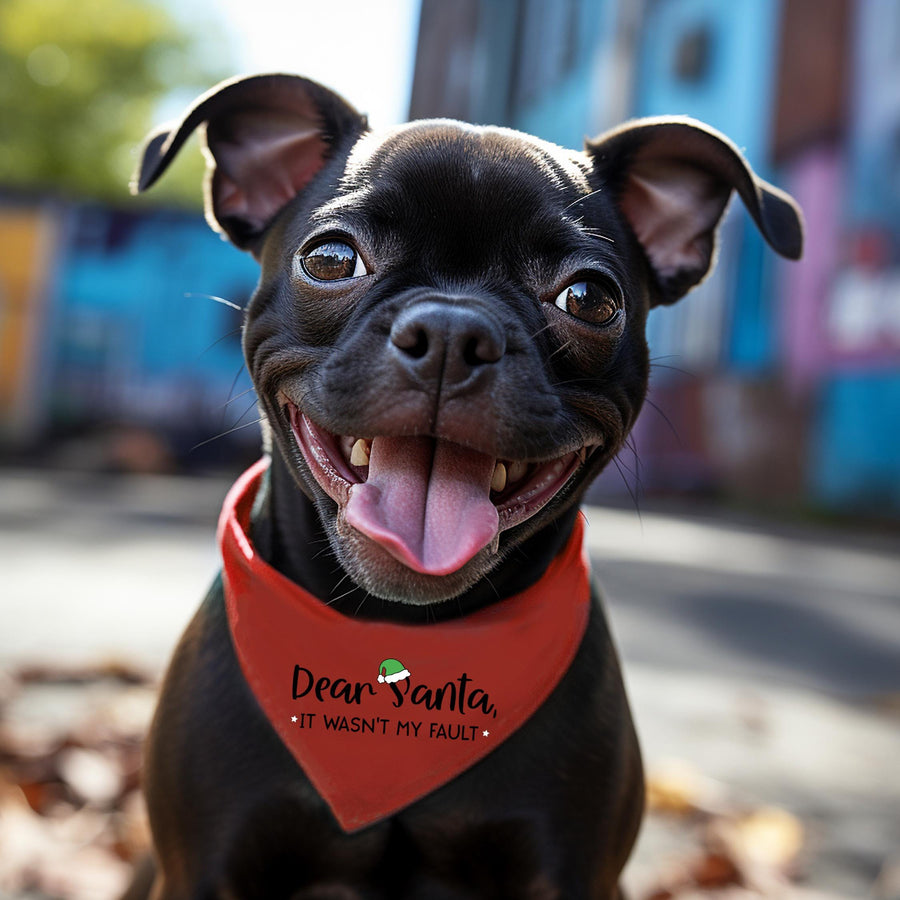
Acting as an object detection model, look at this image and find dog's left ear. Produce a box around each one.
[131,74,368,251]
[586,117,803,306]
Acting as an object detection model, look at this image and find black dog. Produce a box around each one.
[127,74,802,899]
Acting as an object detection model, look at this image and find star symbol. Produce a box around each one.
[291,716,298,723]
[482,730,490,737]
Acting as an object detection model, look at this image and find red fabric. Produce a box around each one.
[220,459,591,832]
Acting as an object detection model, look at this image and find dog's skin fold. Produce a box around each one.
[125,74,802,899]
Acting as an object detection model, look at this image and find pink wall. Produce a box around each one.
[778,145,845,393]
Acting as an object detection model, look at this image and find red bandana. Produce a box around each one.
[220,459,591,832]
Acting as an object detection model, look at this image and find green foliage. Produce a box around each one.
[0,0,233,207]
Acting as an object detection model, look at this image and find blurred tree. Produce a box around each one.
[0,0,233,206]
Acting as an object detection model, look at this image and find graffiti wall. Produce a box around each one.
[0,201,58,442]
[0,197,260,467]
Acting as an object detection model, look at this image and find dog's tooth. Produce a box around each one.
[350,438,370,466]
[507,460,528,483]
[491,462,508,493]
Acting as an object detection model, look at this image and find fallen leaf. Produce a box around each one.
[691,851,742,888]
[716,806,804,872]
[58,747,123,806]
[646,759,725,817]
[15,660,153,686]
[0,717,66,760]
[0,781,131,899]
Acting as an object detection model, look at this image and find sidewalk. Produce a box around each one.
[1,468,898,897]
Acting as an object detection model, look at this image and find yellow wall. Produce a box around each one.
[0,207,52,433]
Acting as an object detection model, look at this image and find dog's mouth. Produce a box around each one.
[284,403,588,577]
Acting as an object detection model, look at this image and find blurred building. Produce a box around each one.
[409,0,900,515]
[1,0,898,509]
[0,193,258,470]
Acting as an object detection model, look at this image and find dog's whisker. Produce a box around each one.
[549,380,589,390]
[218,387,256,411]
[619,437,644,487]
[642,397,681,443]
[325,584,360,607]
[184,291,245,312]
[199,327,243,359]
[648,361,694,378]
[220,364,247,429]
[211,396,261,445]
[612,455,643,526]
[613,444,639,481]
[581,228,616,243]
[547,340,573,362]
[563,187,604,212]
[324,570,361,605]
[353,592,371,617]
[548,376,592,389]
[233,396,261,424]
[529,321,556,341]
[190,416,264,451]
[330,571,353,594]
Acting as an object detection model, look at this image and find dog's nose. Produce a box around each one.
[389,301,505,386]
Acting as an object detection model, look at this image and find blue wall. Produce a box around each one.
[634,0,779,162]
[47,206,259,441]
[812,373,900,510]
[455,0,900,515]
[634,0,782,372]
[503,0,611,147]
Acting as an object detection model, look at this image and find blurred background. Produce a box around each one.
[0,1,898,898]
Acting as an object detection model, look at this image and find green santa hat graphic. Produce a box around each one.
[377,658,411,684]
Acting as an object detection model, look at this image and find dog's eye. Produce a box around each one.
[300,241,368,281]
[554,280,620,325]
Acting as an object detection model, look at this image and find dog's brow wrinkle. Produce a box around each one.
[343,126,402,175]
[311,189,373,219]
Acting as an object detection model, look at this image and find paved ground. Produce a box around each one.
[1,468,899,896]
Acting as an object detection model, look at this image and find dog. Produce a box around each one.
[125,74,802,899]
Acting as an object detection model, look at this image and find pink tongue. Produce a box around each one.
[344,436,499,576]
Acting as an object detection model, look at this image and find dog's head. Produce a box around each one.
[135,74,802,605]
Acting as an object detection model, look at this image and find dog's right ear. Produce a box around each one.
[131,74,367,251]
[586,117,803,306]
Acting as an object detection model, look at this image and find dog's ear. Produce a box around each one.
[131,74,367,251]
[585,117,803,306]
